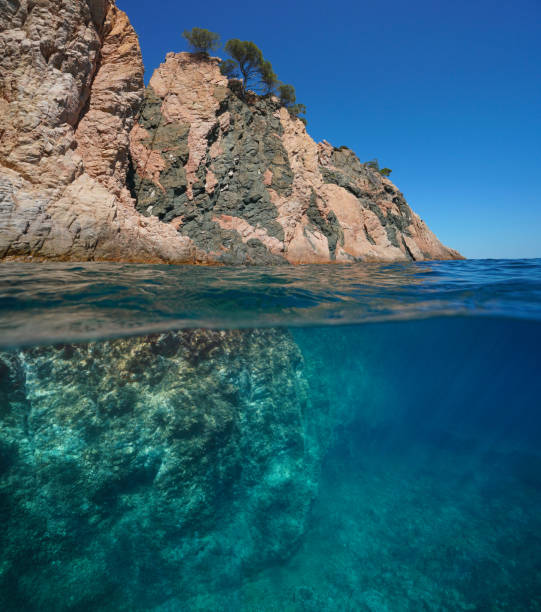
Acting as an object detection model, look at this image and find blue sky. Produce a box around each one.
[118,0,541,259]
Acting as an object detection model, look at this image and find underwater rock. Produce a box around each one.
[0,329,325,610]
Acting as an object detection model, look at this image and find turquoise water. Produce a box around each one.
[0,260,540,610]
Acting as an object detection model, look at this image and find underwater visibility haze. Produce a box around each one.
[0,259,540,610]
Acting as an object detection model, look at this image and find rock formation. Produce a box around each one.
[0,0,195,262]
[0,1,461,264]
[0,329,335,609]
[129,52,461,264]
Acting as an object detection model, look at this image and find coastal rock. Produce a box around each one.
[0,0,196,263]
[0,329,328,610]
[129,53,462,264]
[0,3,461,264]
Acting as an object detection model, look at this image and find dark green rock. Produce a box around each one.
[306,190,344,259]
[129,87,294,264]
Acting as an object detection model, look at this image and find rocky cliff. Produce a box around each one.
[0,0,195,262]
[0,1,461,264]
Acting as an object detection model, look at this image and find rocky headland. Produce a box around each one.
[0,0,462,264]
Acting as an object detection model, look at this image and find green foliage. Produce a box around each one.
[289,103,306,116]
[289,103,307,123]
[365,158,380,171]
[277,84,306,124]
[224,39,264,96]
[278,83,296,107]
[364,159,392,176]
[220,39,307,122]
[182,27,220,55]
[180,28,308,118]
[260,60,278,95]
[219,59,239,79]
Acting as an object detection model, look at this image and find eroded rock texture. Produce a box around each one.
[129,53,462,264]
[0,329,329,610]
[0,0,196,262]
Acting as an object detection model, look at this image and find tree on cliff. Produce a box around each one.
[365,159,380,171]
[219,39,306,123]
[260,60,278,95]
[278,84,307,125]
[365,159,392,176]
[223,39,264,97]
[182,27,220,55]
[219,59,239,80]
[278,83,295,106]
[221,50,277,97]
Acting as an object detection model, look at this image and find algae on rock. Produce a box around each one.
[0,328,334,610]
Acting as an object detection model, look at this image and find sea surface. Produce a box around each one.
[0,259,540,611]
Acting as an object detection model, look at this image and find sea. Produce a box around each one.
[0,259,540,611]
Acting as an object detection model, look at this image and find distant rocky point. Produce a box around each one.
[0,0,462,264]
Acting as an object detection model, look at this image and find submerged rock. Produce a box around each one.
[0,329,326,610]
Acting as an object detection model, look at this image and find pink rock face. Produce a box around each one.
[0,0,195,263]
[315,141,462,262]
[73,4,144,197]
[129,124,167,192]
[213,215,283,255]
[148,53,229,200]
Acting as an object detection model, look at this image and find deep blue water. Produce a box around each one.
[0,259,540,610]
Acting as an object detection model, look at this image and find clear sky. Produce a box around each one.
[117,0,541,259]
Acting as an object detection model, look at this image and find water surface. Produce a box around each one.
[0,260,540,611]
[1,259,540,347]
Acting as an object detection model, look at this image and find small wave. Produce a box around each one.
[0,259,540,348]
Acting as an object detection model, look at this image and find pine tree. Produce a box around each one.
[182,27,220,55]
[223,39,264,97]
